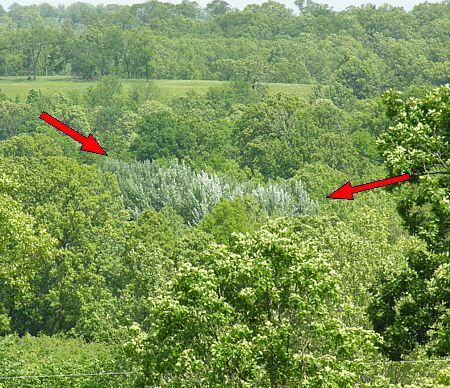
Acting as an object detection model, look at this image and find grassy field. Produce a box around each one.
[0,76,314,101]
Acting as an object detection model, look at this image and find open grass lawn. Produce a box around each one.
[0,76,314,101]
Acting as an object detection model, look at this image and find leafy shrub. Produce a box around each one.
[0,334,131,387]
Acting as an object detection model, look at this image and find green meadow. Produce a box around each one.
[0,76,314,101]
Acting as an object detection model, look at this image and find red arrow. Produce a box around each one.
[39,112,107,156]
[327,173,410,200]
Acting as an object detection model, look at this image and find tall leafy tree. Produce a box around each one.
[378,85,449,252]
[131,218,380,386]
[369,85,450,359]
[206,0,231,17]
[235,94,302,179]
[16,22,51,80]
[0,192,55,334]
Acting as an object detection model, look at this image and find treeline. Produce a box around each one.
[0,76,384,182]
[0,0,449,97]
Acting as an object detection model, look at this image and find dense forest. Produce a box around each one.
[0,0,449,386]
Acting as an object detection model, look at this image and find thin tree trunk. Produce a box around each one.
[32,46,42,80]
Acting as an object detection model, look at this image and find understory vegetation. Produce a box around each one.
[0,0,449,386]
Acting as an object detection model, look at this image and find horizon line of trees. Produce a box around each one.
[0,0,448,100]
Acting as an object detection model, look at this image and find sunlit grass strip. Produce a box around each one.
[0,76,314,100]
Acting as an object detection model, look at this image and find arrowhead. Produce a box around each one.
[327,182,354,200]
[80,134,107,156]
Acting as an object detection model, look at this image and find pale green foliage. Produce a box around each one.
[129,218,381,386]
[378,84,449,249]
[294,203,415,328]
[369,85,449,360]
[0,194,55,334]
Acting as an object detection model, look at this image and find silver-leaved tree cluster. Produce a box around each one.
[101,159,318,223]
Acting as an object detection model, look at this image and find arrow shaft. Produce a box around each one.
[40,112,86,144]
[353,173,410,193]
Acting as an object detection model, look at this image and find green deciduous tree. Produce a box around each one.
[130,218,381,386]
[0,145,127,339]
[85,75,123,107]
[333,54,385,99]
[131,101,194,162]
[378,85,449,252]
[370,85,449,359]
[206,0,231,18]
[235,94,302,179]
[0,334,129,387]
[199,196,263,244]
[0,193,55,334]
[0,101,35,140]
